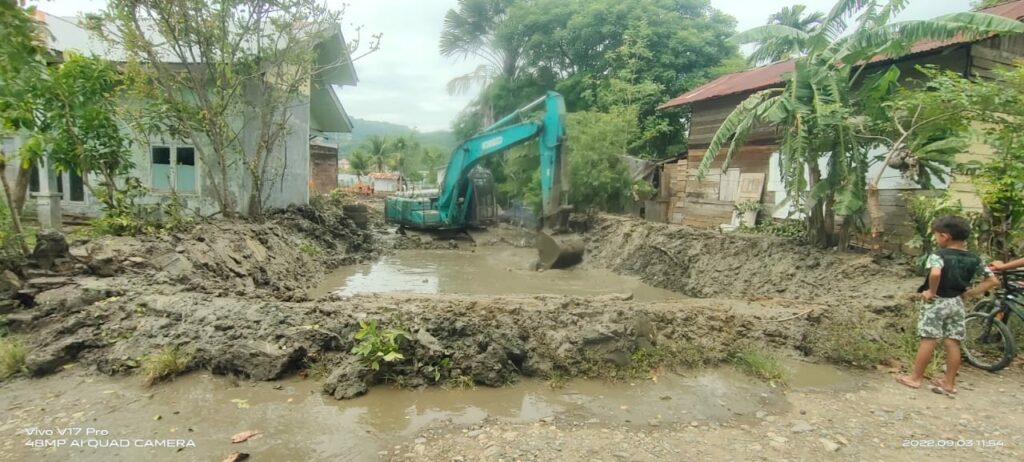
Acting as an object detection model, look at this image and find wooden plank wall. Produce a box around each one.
[688,94,779,147]
[677,146,774,228]
[971,35,1024,79]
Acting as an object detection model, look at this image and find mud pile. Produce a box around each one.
[13,288,814,395]
[66,204,378,299]
[582,215,917,303]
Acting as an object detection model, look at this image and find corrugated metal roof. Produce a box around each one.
[659,0,1024,110]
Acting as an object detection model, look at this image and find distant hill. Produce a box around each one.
[334,118,457,156]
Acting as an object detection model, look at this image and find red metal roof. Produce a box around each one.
[369,172,401,180]
[659,0,1024,110]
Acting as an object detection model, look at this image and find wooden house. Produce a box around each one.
[658,0,1024,249]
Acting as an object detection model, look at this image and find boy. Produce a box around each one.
[896,216,1000,395]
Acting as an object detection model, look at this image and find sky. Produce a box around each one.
[30,0,977,132]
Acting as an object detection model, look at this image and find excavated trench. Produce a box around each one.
[0,207,922,459]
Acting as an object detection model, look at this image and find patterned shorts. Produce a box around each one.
[917,296,966,341]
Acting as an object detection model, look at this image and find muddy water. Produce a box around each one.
[311,246,682,301]
[0,362,857,462]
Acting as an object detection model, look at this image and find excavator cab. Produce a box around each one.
[465,167,498,228]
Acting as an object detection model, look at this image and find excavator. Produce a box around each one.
[383,91,584,269]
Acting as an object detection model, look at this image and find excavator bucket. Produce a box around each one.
[536,230,585,270]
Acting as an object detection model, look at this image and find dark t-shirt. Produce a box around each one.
[917,248,992,298]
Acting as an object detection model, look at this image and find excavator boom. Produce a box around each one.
[384,91,582,269]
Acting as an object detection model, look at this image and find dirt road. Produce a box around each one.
[403,364,1024,462]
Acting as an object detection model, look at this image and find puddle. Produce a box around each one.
[310,246,682,301]
[784,359,859,391]
[0,364,840,461]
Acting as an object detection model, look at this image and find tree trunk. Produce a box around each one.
[0,159,31,256]
[866,185,884,251]
[12,164,31,215]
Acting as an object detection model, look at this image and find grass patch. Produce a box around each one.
[141,346,191,386]
[545,370,568,390]
[804,314,898,368]
[300,242,323,257]
[731,347,788,385]
[304,356,332,380]
[0,337,27,380]
[444,375,475,390]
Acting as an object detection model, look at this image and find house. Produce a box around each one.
[369,172,401,193]
[659,0,1024,247]
[2,11,358,223]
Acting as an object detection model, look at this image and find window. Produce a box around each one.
[29,162,39,193]
[151,145,196,193]
[68,169,85,202]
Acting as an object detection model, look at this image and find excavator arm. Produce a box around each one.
[384,91,583,269]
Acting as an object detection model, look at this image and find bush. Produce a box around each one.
[731,347,787,385]
[91,178,194,236]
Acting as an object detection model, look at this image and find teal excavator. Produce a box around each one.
[384,91,584,269]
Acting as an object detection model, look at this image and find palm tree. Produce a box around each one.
[697,0,1024,248]
[440,0,523,96]
[748,5,825,65]
[349,151,371,178]
[363,135,391,173]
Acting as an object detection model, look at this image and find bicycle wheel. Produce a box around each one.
[963,312,1016,372]
[974,299,996,314]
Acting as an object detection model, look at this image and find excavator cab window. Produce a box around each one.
[466,166,497,228]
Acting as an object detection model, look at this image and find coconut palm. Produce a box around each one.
[363,135,391,173]
[440,0,523,96]
[697,0,1024,247]
[748,5,826,65]
[349,151,371,178]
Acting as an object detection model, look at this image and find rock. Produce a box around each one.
[755,411,768,419]
[87,257,119,277]
[790,420,815,433]
[415,329,444,354]
[414,438,426,444]
[127,257,147,264]
[819,438,841,452]
[466,430,484,438]
[540,416,555,423]
[25,333,102,376]
[0,299,18,314]
[690,421,699,428]
[0,270,23,296]
[32,231,69,270]
[206,341,306,381]
[26,276,74,290]
[322,357,371,400]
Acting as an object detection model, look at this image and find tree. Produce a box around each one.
[421,147,448,185]
[348,151,370,178]
[91,0,379,217]
[44,53,134,212]
[362,135,391,173]
[747,5,825,65]
[440,0,522,96]
[697,0,1024,248]
[467,0,738,158]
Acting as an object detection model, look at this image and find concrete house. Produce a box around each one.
[659,0,1024,247]
[2,11,358,222]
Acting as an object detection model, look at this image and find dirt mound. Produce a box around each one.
[67,205,378,299]
[16,289,818,391]
[582,215,917,303]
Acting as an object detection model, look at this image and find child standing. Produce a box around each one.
[896,216,1000,395]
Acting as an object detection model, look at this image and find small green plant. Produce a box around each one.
[304,356,332,379]
[745,218,806,239]
[731,347,787,385]
[425,357,451,383]
[545,370,567,390]
[300,241,322,257]
[0,336,27,380]
[629,346,673,376]
[350,320,409,371]
[734,200,764,214]
[631,180,657,201]
[444,374,475,390]
[141,346,191,386]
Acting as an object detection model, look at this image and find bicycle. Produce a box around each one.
[963,269,1024,372]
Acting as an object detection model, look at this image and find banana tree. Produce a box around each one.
[697,0,1024,248]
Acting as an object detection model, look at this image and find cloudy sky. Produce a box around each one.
[31,0,976,131]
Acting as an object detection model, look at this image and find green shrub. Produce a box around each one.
[350,320,409,371]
